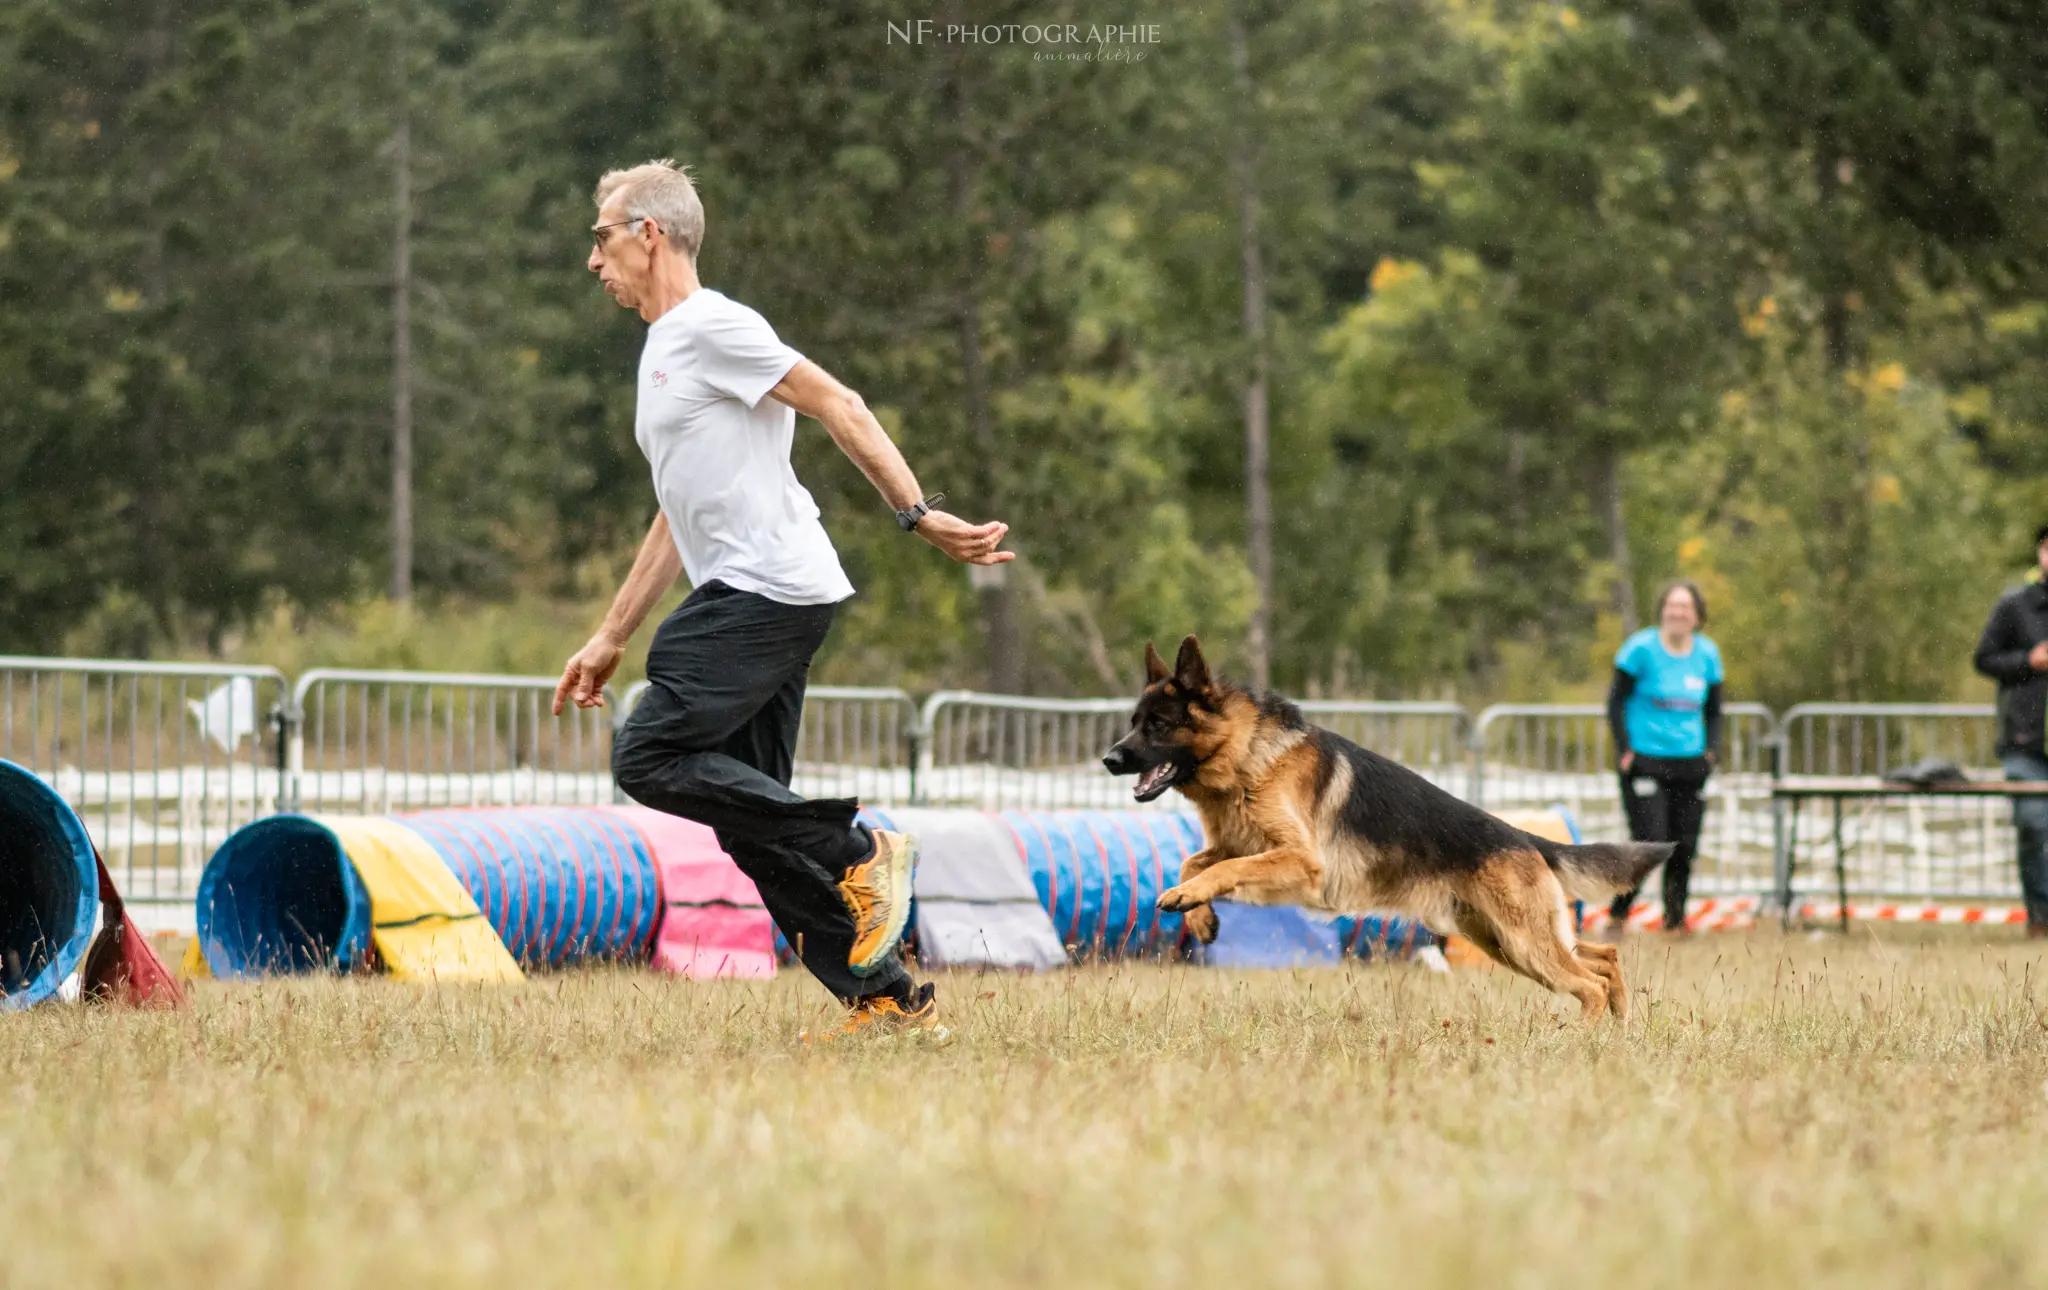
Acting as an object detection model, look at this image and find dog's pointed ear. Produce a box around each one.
[1173,634,1211,693]
[1143,641,1170,685]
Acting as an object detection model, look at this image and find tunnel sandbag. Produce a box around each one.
[1494,805,1581,847]
[0,759,100,1009]
[604,805,773,979]
[869,807,1063,971]
[198,815,372,979]
[1199,902,1344,967]
[1198,903,1437,967]
[399,808,661,968]
[82,850,187,1008]
[325,817,523,983]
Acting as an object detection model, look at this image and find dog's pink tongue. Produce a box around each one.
[1136,764,1172,797]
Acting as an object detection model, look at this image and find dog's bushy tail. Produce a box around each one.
[1545,840,1673,904]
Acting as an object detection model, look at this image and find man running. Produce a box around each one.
[553,159,1013,1039]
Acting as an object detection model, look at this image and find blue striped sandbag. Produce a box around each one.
[396,808,661,967]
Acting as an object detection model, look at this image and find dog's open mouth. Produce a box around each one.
[1133,762,1181,801]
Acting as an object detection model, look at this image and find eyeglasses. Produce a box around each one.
[591,217,647,253]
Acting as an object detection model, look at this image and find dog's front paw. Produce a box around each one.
[1157,883,1203,913]
[1181,902,1219,943]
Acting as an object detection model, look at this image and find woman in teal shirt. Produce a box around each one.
[1605,579,1723,933]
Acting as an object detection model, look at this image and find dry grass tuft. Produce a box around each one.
[6,930,2048,1288]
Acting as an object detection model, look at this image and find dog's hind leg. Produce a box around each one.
[1572,941,1629,1020]
[1454,856,1613,1020]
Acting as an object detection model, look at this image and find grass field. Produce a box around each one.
[7,931,2048,1289]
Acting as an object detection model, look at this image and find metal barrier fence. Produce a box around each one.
[1777,703,2001,777]
[291,669,620,814]
[3,652,2035,913]
[917,692,1133,809]
[618,681,920,806]
[1774,704,2014,904]
[1472,703,1781,899]
[0,657,289,903]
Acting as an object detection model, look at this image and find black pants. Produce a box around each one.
[611,582,906,1003]
[1608,757,1710,929]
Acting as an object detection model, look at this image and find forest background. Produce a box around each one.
[6,0,2048,709]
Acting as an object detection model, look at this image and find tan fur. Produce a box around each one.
[1152,669,1627,1021]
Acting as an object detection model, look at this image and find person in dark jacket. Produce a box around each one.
[1606,579,1723,934]
[1971,525,2048,936]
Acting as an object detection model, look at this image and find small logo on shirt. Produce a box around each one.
[650,370,668,390]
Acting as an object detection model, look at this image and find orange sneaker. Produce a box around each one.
[839,829,917,976]
[801,983,949,1045]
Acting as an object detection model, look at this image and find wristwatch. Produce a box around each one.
[895,492,945,532]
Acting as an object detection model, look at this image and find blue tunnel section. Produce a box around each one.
[1004,810,1202,957]
[1335,913,1436,960]
[397,808,661,967]
[199,808,666,976]
[1002,808,1437,964]
[197,816,372,979]
[0,759,100,1009]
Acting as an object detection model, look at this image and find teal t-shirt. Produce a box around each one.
[1616,628,1723,758]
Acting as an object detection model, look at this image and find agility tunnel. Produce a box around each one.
[198,814,521,982]
[0,759,100,1008]
[1000,810,1203,957]
[198,808,674,981]
[197,806,770,982]
[1,758,185,1009]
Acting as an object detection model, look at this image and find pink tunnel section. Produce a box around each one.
[604,805,776,980]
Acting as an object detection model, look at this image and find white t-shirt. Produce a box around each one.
[634,289,854,605]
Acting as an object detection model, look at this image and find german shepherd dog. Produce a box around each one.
[1101,637,1671,1018]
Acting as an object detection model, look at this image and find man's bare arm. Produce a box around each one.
[771,359,1014,566]
[553,513,683,714]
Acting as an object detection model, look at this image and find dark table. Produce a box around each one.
[1771,779,2048,930]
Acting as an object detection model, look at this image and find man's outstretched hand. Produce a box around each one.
[916,511,1015,566]
[553,634,624,715]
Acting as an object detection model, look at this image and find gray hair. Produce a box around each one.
[594,159,705,261]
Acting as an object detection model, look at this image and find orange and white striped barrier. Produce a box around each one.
[1793,902,2026,926]
[1577,896,1761,933]
[1575,896,2029,932]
